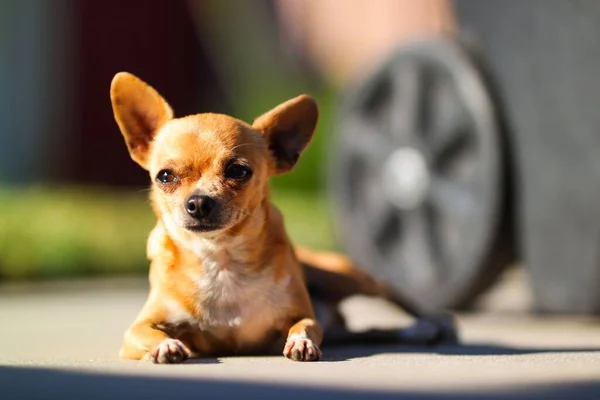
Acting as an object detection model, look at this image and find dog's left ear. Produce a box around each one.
[253,95,318,175]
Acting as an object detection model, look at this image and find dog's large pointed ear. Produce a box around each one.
[253,95,318,175]
[110,72,173,169]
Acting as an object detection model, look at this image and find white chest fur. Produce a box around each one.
[198,263,291,328]
[193,239,292,338]
[162,225,292,344]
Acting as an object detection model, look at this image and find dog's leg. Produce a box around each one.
[121,321,190,364]
[297,246,458,345]
[282,317,323,361]
[296,246,423,317]
[120,295,192,364]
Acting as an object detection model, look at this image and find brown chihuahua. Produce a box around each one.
[110,72,454,363]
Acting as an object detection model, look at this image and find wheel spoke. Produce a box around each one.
[432,127,471,167]
[392,207,441,286]
[428,82,472,164]
[343,115,392,165]
[428,176,476,220]
[389,61,425,142]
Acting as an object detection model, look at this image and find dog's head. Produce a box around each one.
[110,72,318,237]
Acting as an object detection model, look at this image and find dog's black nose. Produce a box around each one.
[185,195,216,219]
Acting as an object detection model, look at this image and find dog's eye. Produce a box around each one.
[156,169,178,184]
[225,164,252,180]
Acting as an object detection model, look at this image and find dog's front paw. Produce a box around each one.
[149,338,190,364]
[283,334,322,361]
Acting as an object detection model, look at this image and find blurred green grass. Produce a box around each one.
[0,185,338,281]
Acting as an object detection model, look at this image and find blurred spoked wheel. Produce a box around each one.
[329,37,513,312]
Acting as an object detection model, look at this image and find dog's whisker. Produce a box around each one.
[229,143,255,153]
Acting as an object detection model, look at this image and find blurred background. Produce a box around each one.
[0,0,451,278]
[2,0,600,316]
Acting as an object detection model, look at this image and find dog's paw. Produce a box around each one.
[149,338,190,364]
[283,334,322,361]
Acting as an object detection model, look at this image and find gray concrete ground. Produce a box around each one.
[1,269,600,399]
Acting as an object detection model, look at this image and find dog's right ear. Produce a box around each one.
[253,94,318,175]
[110,72,173,169]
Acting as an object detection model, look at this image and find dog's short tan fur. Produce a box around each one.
[110,72,420,363]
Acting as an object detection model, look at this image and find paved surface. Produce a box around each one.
[1,269,600,399]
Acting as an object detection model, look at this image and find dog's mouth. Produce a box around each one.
[184,224,224,233]
[180,205,245,234]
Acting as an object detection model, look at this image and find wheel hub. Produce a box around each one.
[382,146,430,210]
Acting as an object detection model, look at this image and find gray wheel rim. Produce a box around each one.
[329,37,503,311]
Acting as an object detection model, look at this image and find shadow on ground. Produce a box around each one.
[1,365,599,400]
[321,342,600,361]
[163,340,600,363]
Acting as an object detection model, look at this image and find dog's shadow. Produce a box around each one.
[320,341,600,362]
[184,358,223,365]
[182,337,600,364]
